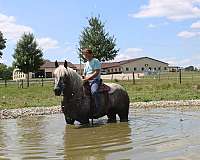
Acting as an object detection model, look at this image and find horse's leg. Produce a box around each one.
[107,111,116,123]
[64,115,75,125]
[61,102,75,125]
[79,118,89,125]
[118,109,129,122]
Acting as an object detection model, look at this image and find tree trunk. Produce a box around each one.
[27,72,30,87]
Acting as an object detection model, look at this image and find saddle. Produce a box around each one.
[83,79,110,118]
[83,80,111,96]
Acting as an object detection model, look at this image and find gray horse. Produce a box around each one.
[54,61,129,124]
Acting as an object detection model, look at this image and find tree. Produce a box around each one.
[185,66,194,71]
[0,63,7,78]
[13,33,44,87]
[0,64,13,80]
[0,31,6,58]
[79,16,119,62]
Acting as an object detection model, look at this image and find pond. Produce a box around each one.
[0,107,200,160]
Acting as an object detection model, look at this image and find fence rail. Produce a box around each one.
[1,71,200,103]
[0,78,54,87]
[1,71,200,86]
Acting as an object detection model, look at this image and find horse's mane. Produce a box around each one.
[54,65,83,89]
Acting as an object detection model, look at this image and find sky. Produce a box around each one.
[0,0,200,68]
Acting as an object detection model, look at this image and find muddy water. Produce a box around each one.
[0,108,200,160]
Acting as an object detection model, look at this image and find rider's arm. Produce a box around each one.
[84,69,100,81]
[82,65,86,78]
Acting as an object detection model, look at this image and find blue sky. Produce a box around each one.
[0,0,200,68]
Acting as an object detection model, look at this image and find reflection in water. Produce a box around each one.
[63,122,132,160]
[0,121,6,159]
[16,116,48,159]
[0,108,200,160]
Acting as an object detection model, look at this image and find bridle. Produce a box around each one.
[60,70,83,107]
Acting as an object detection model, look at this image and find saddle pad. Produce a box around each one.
[98,83,111,93]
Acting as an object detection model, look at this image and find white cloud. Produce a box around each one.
[177,30,200,38]
[147,22,169,28]
[113,48,144,61]
[191,21,200,29]
[0,12,62,52]
[0,13,33,41]
[36,38,59,51]
[148,24,157,28]
[162,56,200,67]
[131,0,200,21]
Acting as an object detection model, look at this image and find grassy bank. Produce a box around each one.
[115,80,200,102]
[0,72,200,109]
[0,82,61,109]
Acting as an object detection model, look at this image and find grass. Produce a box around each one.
[0,71,200,109]
[112,71,200,102]
[0,82,61,109]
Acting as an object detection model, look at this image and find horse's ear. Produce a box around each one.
[55,60,59,68]
[64,60,68,69]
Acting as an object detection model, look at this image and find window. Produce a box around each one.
[107,69,110,72]
[46,72,52,78]
[126,67,129,71]
[164,67,167,70]
[149,67,152,70]
[154,67,156,70]
[158,67,161,70]
[141,67,144,71]
[119,68,121,71]
[134,67,137,71]
[111,69,113,72]
[115,68,117,72]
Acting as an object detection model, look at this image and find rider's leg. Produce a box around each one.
[91,79,101,113]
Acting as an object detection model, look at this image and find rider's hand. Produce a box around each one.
[83,78,89,83]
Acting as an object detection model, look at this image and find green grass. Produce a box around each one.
[110,71,200,102]
[0,71,200,109]
[0,82,61,109]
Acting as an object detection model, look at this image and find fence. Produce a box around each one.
[1,71,200,86]
[1,71,200,102]
[0,78,54,88]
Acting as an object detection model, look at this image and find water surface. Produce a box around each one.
[0,107,200,160]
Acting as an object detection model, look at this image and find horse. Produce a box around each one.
[54,60,129,124]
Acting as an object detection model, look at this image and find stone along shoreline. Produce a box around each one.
[1,100,200,119]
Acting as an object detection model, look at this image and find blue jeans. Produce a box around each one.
[90,79,101,111]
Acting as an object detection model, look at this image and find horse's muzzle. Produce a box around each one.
[54,88,61,96]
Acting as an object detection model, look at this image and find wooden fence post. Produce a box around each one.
[22,79,24,88]
[4,79,7,87]
[179,69,182,84]
[111,74,113,81]
[132,72,135,85]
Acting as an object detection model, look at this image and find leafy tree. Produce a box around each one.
[0,63,7,78]
[13,33,44,87]
[185,66,194,71]
[0,64,13,80]
[79,16,119,62]
[0,31,6,58]
[194,67,199,72]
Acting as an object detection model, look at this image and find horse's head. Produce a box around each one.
[54,60,69,96]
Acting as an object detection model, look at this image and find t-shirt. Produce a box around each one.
[83,58,101,80]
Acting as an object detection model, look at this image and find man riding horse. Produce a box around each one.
[82,48,101,116]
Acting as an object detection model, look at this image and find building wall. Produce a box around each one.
[121,58,168,73]
[105,66,122,74]
[44,68,55,78]
[43,67,77,78]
